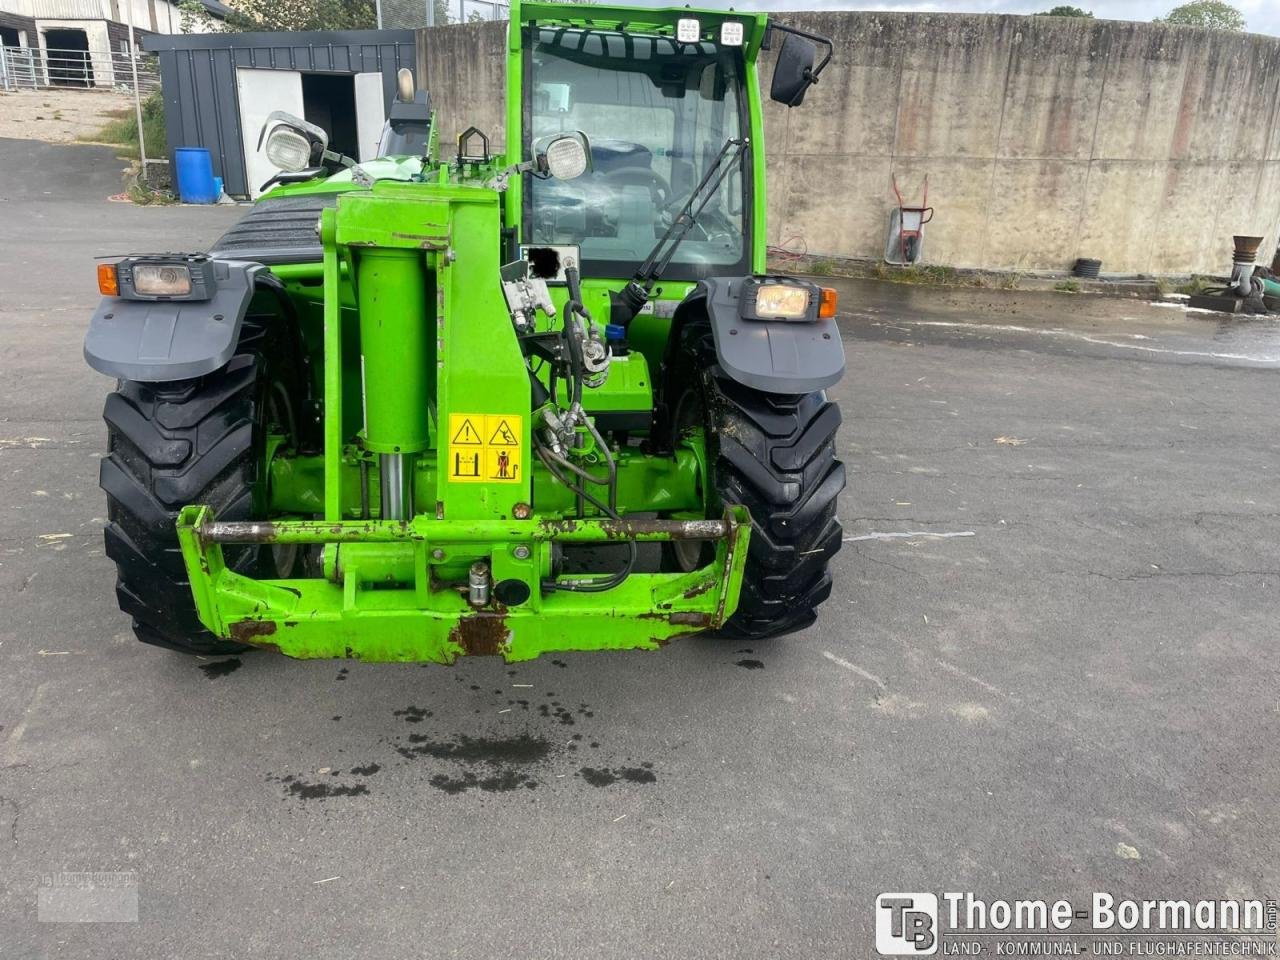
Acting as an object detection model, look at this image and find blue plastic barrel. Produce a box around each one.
[173,147,218,204]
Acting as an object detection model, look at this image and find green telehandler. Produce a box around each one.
[84,1,846,663]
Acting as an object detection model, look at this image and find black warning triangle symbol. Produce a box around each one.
[488,419,518,446]
[452,418,482,445]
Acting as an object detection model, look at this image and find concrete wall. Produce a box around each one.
[416,19,508,158]
[417,14,1280,275]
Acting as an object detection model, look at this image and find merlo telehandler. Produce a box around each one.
[84,1,846,662]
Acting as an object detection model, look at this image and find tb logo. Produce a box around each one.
[875,893,938,955]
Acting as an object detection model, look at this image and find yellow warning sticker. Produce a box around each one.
[447,413,523,484]
[451,416,483,446]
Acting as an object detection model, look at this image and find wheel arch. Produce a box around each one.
[669,276,846,395]
[85,259,278,383]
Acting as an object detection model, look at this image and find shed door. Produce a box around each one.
[354,72,386,161]
[237,67,304,199]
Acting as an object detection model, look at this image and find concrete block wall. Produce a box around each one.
[419,13,1280,276]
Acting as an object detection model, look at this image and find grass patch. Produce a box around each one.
[769,256,1021,292]
[874,263,965,285]
[126,179,176,205]
[83,90,166,158]
[1175,275,1212,296]
[1053,280,1081,293]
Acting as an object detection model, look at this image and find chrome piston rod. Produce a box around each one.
[379,453,414,521]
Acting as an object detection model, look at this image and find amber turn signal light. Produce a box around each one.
[97,263,119,297]
[818,286,838,319]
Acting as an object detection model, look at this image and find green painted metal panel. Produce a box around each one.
[177,505,751,663]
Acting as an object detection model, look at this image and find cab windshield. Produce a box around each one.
[524,28,748,279]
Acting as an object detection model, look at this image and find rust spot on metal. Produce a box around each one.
[682,578,716,599]
[229,619,278,643]
[637,611,714,629]
[449,613,510,657]
[668,612,713,627]
[653,629,708,646]
[391,232,448,245]
[539,519,580,536]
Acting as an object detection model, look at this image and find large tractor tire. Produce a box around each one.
[99,321,300,655]
[665,319,845,639]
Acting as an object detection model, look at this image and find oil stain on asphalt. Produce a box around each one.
[577,764,656,787]
[270,773,371,800]
[393,706,433,723]
[393,733,551,794]
[271,671,667,799]
[199,658,242,679]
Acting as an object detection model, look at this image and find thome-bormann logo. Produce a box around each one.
[875,893,1279,957]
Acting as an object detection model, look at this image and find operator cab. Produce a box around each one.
[524,27,749,281]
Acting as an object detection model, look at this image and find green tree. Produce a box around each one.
[1155,0,1246,30]
[179,0,377,33]
[1038,6,1094,16]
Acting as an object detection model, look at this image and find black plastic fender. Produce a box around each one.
[677,276,845,394]
[84,259,262,382]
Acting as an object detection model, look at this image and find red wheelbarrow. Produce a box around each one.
[884,174,934,265]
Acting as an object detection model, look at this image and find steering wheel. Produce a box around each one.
[600,165,671,207]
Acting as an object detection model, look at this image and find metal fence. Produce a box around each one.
[0,45,160,95]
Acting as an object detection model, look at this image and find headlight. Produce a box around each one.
[264,127,313,172]
[133,263,192,297]
[754,283,811,318]
[537,132,592,181]
[739,278,813,321]
[98,255,218,301]
[737,277,838,322]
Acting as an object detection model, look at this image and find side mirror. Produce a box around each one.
[770,34,817,107]
[766,23,833,108]
[534,132,592,181]
[257,110,328,172]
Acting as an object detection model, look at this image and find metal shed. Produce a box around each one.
[145,29,415,199]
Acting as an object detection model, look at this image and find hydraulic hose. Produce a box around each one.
[535,442,636,593]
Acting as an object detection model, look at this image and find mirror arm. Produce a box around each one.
[486,159,538,192]
[259,167,324,192]
[321,149,357,170]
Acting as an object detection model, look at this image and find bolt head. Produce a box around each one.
[431,548,445,561]
[513,545,531,560]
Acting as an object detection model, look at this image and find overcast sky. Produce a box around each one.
[685,0,1280,37]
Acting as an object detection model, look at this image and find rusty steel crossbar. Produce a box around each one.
[195,516,732,545]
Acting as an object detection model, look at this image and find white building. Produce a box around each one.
[0,0,229,89]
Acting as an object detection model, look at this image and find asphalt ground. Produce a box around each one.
[2,137,1279,958]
